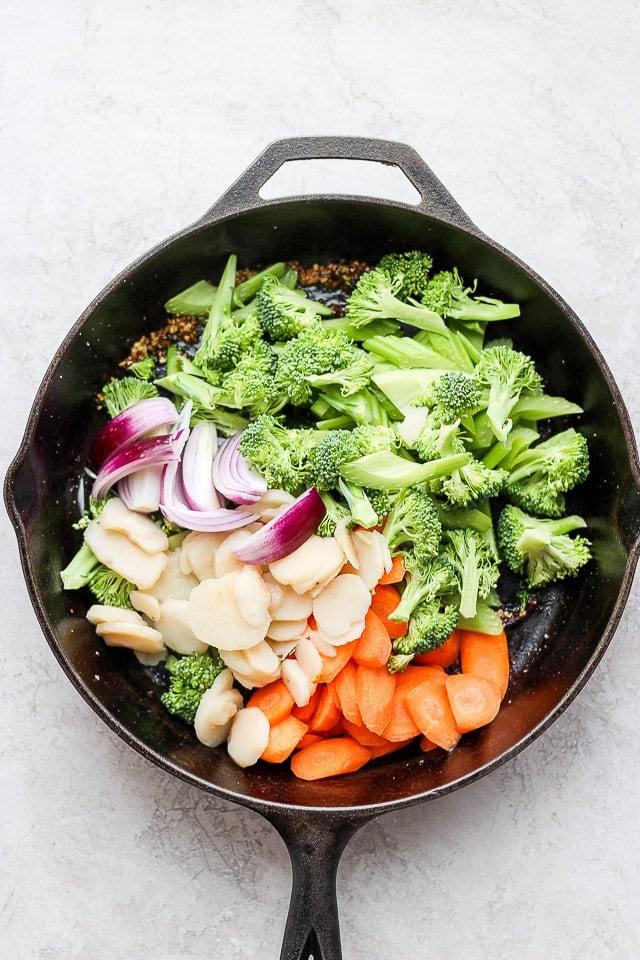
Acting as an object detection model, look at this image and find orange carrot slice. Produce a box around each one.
[370,584,408,639]
[356,664,396,736]
[414,629,461,669]
[247,679,295,724]
[353,608,393,669]
[296,732,324,750]
[291,686,321,723]
[405,672,461,751]
[378,554,406,584]
[262,715,308,764]
[419,735,438,752]
[382,686,421,742]
[445,674,502,733]
[368,738,414,758]
[459,630,510,698]
[342,717,390,747]
[317,640,358,683]
[291,736,372,780]
[309,684,343,733]
[333,661,362,725]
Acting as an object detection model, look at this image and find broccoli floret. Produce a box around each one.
[308,430,362,491]
[316,384,393,426]
[161,651,226,723]
[382,488,442,563]
[213,342,285,417]
[275,325,360,407]
[377,251,434,300]
[337,478,379,529]
[474,344,543,443]
[345,268,450,336]
[363,487,392,524]
[87,565,135,608]
[505,428,589,517]
[256,275,332,341]
[414,371,481,422]
[442,527,500,620]
[101,377,159,417]
[239,414,320,494]
[317,491,352,537]
[127,355,157,381]
[193,255,266,373]
[496,504,592,589]
[392,600,459,657]
[421,268,520,323]
[305,352,375,397]
[390,553,457,622]
[435,459,509,510]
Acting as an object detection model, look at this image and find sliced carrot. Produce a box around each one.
[419,736,438,752]
[353,608,393,669]
[309,684,343,733]
[291,686,321,723]
[317,639,358,683]
[262,715,308,764]
[445,674,502,733]
[368,737,414,758]
[378,554,406,584]
[296,732,325,750]
[342,717,390,747]
[459,630,510,698]
[405,672,461,752]
[370,584,408,640]
[382,688,421,742]
[291,736,372,780]
[247,679,295,724]
[414,629,461,668]
[395,664,446,688]
[332,661,362,725]
[356,664,396,736]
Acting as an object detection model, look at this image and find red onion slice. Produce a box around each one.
[231,488,326,564]
[180,421,222,512]
[118,466,163,513]
[212,431,268,505]
[92,433,184,501]
[88,397,179,468]
[160,458,255,532]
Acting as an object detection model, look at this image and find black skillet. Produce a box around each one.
[5,137,640,960]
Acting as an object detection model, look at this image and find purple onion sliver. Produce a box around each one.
[92,432,184,501]
[160,459,255,532]
[231,487,326,565]
[118,466,163,513]
[212,431,267,505]
[180,421,222,512]
[88,397,179,469]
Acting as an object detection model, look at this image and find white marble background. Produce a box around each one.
[2,1,640,958]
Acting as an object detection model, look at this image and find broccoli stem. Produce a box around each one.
[340,450,471,491]
[194,254,237,364]
[164,279,217,317]
[364,335,460,371]
[60,542,100,590]
[233,262,286,305]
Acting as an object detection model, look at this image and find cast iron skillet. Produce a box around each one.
[5,137,640,960]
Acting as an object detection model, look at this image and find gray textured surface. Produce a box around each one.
[2,1,640,958]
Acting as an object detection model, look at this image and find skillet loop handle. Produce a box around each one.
[265,809,370,960]
[200,136,478,232]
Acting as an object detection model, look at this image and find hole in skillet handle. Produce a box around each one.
[197,135,480,235]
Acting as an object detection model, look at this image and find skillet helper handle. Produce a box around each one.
[201,135,478,231]
[266,810,369,960]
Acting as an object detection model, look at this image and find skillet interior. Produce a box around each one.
[8,196,639,811]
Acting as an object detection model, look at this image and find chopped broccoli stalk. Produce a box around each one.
[161,651,226,723]
[127,356,156,381]
[457,602,504,636]
[387,653,416,673]
[317,492,352,537]
[337,478,379,528]
[340,449,472,491]
[392,600,459,656]
[60,541,100,590]
[421,268,520,323]
[372,367,442,413]
[364,334,462,371]
[510,393,583,421]
[101,377,159,418]
[481,426,540,469]
[164,279,218,317]
[390,553,457,622]
[315,415,356,430]
[382,488,442,563]
[442,528,500,620]
[377,250,434,300]
[316,385,391,426]
[345,268,450,335]
[474,344,543,443]
[233,262,287,305]
[256,275,332,341]
[497,505,592,588]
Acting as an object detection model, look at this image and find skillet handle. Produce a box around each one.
[200,136,478,232]
[264,808,371,960]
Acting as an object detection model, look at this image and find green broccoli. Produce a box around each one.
[233,262,287,305]
[421,268,520,323]
[391,600,459,657]
[414,371,481,422]
[345,268,450,335]
[275,325,360,407]
[473,344,543,443]
[60,541,100,590]
[390,553,457,622]
[256,275,332,341]
[505,428,589,517]
[101,377,159,418]
[212,342,285,417]
[442,527,500,620]
[164,279,218,317]
[382,488,442,563]
[161,651,226,723]
[304,352,375,397]
[317,491,352,537]
[377,250,434,300]
[127,356,157,381]
[435,459,509,510]
[363,334,463,372]
[239,414,320,494]
[60,540,133,608]
[496,504,592,589]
